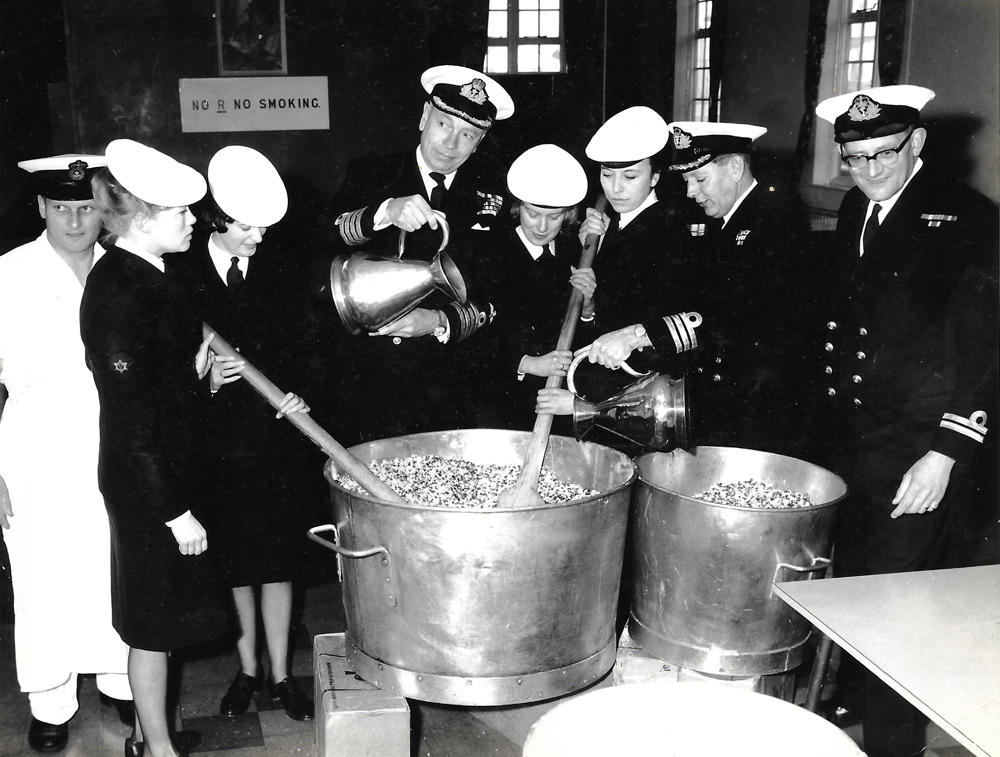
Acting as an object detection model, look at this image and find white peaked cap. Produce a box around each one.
[105,139,206,207]
[209,145,288,227]
[507,144,588,208]
[585,106,670,165]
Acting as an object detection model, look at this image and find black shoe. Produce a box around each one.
[124,734,143,757]
[220,670,262,717]
[101,693,136,727]
[268,676,314,721]
[28,718,68,753]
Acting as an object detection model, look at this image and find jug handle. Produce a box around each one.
[308,524,398,606]
[771,556,832,597]
[397,210,451,259]
[566,349,650,396]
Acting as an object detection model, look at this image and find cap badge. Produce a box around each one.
[68,160,88,182]
[672,127,692,150]
[460,78,489,105]
[847,94,882,122]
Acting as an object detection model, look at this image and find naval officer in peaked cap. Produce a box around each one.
[325,65,515,442]
[812,84,999,756]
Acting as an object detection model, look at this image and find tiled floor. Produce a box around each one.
[0,575,976,757]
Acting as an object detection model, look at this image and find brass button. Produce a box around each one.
[858,327,868,336]
[827,388,836,396]
[825,343,834,352]
[712,374,722,382]
[852,375,862,383]
[824,366,833,375]
[392,337,402,346]
[856,351,866,360]
[827,321,838,330]
[715,357,723,364]
[854,398,862,407]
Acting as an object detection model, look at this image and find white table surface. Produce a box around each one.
[775,565,1000,757]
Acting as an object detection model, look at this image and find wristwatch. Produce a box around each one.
[633,323,647,349]
[432,310,448,339]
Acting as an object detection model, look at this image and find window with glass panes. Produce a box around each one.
[845,0,878,92]
[485,0,565,75]
[692,0,713,121]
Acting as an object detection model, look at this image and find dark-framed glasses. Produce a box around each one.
[840,129,914,170]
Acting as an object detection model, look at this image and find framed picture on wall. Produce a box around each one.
[216,0,288,76]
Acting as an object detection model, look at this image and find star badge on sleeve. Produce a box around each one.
[109,353,133,375]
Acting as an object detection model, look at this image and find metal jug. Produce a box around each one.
[330,212,467,335]
[566,352,688,451]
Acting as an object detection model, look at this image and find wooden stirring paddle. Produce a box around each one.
[203,324,405,503]
[497,197,608,509]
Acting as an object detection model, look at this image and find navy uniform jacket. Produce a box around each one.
[167,238,329,586]
[821,167,998,468]
[478,226,583,432]
[572,199,702,406]
[80,245,230,650]
[670,181,814,454]
[324,151,506,442]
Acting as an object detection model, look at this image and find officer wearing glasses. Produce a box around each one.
[812,85,999,756]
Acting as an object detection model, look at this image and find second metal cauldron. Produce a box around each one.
[309,429,636,706]
[628,446,847,676]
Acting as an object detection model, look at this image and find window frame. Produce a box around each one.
[810,0,883,191]
[485,0,566,76]
[674,0,717,122]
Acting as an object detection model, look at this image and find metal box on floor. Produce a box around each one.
[314,633,409,757]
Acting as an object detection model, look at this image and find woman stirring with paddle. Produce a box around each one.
[478,144,595,431]
[536,106,701,449]
[168,145,317,722]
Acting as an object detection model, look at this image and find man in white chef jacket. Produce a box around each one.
[0,155,132,752]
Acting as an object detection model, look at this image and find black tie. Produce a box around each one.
[862,204,882,255]
[429,172,447,210]
[227,256,244,293]
[542,243,552,257]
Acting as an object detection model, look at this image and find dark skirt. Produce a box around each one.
[105,495,233,652]
[210,453,328,588]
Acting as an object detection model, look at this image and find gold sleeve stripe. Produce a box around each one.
[336,208,370,246]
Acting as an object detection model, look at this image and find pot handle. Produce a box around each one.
[397,210,450,259]
[771,556,832,598]
[307,524,398,607]
[566,350,649,395]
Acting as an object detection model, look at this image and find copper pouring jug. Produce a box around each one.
[566,352,689,451]
[330,212,467,335]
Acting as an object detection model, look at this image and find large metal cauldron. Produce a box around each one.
[312,429,636,706]
[629,446,847,676]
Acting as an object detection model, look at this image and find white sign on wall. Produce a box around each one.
[178,76,329,132]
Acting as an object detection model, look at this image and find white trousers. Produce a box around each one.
[28,672,132,725]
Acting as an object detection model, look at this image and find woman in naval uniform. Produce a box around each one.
[536,106,701,443]
[477,143,594,431]
[81,139,232,757]
[168,145,318,723]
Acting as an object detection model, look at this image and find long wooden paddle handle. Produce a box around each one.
[512,196,609,496]
[203,324,405,503]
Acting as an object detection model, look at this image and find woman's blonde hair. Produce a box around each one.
[90,167,162,238]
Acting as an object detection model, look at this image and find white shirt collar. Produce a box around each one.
[722,179,758,228]
[416,146,456,198]
[618,189,659,231]
[866,157,924,222]
[516,226,556,261]
[208,233,249,282]
[114,237,165,272]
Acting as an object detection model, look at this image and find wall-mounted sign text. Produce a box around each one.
[178,76,329,132]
